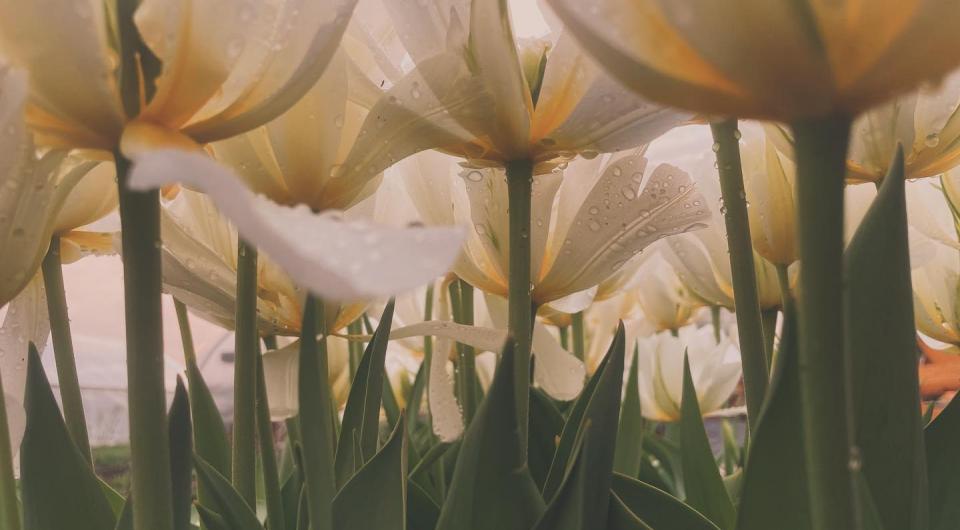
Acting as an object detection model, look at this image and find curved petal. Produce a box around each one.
[183,0,360,142]
[0,2,123,148]
[52,162,118,233]
[130,150,465,301]
[429,286,465,442]
[537,156,711,302]
[261,337,352,420]
[0,276,49,403]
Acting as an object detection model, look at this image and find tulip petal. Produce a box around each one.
[537,156,710,301]
[662,235,733,307]
[129,150,465,301]
[0,2,124,148]
[468,0,531,159]
[183,0,359,142]
[0,276,50,405]
[533,32,690,154]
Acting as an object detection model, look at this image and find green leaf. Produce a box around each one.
[280,464,303,530]
[193,456,262,530]
[925,392,960,530]
[20,343,116,530]
[532,432,589,530]
[606,492,654,530]
[195,505,231,530]
[857,473,886,530]
[332,417,407,530]
[298,297,337,530]
[611,473,718,530]
[185,353,231,478]
[679,355,735,529]
[406,357,430,443]
[614,346,644,477]
[169,377,194,530]
[543,324,625,501]
[638,433,682,497]
[114,497,133,530]
[408,479,441,530]
[844,146,927,530]
[529,389,564,490]
[100,479,126,518]
[435,341,546,530]
[736,308,810,530]
[335,299,396,486]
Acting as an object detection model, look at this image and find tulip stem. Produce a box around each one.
[558,326,569,350]
[571,311,586,361]
[506,159,534,453]
[233,240,259,506]
[761,309,778,371]
[0,359,20,530]
[776,264,792,308]
[791,115,856,530]
[710,119,768,434]
[449,278,478,425]
[711,306,722,344]
[116,152,175,530]
[347,319,363,379]
[257,349,285,530]
[41,235,92,462]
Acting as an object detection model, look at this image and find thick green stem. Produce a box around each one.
[257,350,285,530]
[571,311,585,361]
[776,264,792,309]
[449,279,477,425]
[41,235,92,461]
[117,152,174,530]
[347,320,363,380]
[232,240,259,505]
[558,326,569,350]
[505,159,534,452]
[791,115,856,530]
[0,370,20,530]
[710,306,722,344]
[710,119,768,433]
[173,300,196,366]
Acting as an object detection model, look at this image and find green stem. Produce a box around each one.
[791,115,856,530]
[41,234,92,461]
[117,152,174,530]
[257,349,285,530]
[232,240,259,505]
[710,119,768,433]
[710,306,722,344]
[174,300,196,366]
[571,311,585,361]
[506,159,534,452]
[449,279,477,425]
[263,335,279,351]
[558,326,569,350]
[347,320,363,380]
[776,264,792,309]
[0,366,20,530]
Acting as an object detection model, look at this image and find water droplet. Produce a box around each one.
[733,129,742,140]
[611,166,622,177]
[464,170,483,183]
[334,114,344,128]
[474,223,487,236]
[925,133,941,148]
[410,82,422,99]
[227,37,244,60]
[539,137,557,147]
[620,186,636,200]
[711,142,720,153]
[848,446,862,472]
[588,206,600,215]
[581,149,600,160]
[587,220,602,232]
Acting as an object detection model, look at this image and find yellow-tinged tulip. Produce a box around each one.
[909,171,960,346]
[160,188,367,337]
[402,148,710,306]
[634,324,742,422]
[766,71,960,183]
[629,252,698,333]
[0,67,117,309]
[0,0,358,152]
[339,0,690,177]
[548,0,960,121]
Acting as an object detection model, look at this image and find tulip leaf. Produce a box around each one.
[185,352,231,479]
[679,355,735,530]
[280,463,304,530]
[408,479,441,530]
[614,347,644,477]
[100,479,126,517]
[543,323,626,502]
[529,388,565,489]
[610,473,718,530]
[736,308,810,530]
[114,497,133,530]
[195,505,231,530]
[169,377,194,530]
[20,343,117,530]
[531,432,589,530]
[298,297,337,530]
[335,300,396,486]
[606,491,654,530]
[193,455,262,530]
[925,392,960,530]
[332,417,407,530]
[844,147,927,530]
[435,340,546,530]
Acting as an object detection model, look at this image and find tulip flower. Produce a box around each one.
[633,325,742,423]
[766,71,960,184]
[628,252,699,335]
[403,149,709,308]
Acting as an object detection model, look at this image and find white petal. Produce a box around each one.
[0,275,49,405]
[128,150,465,301]
[546,286,597,314]
[260,337,352,420]
[390,320,507,353]
[429,286,464,442]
